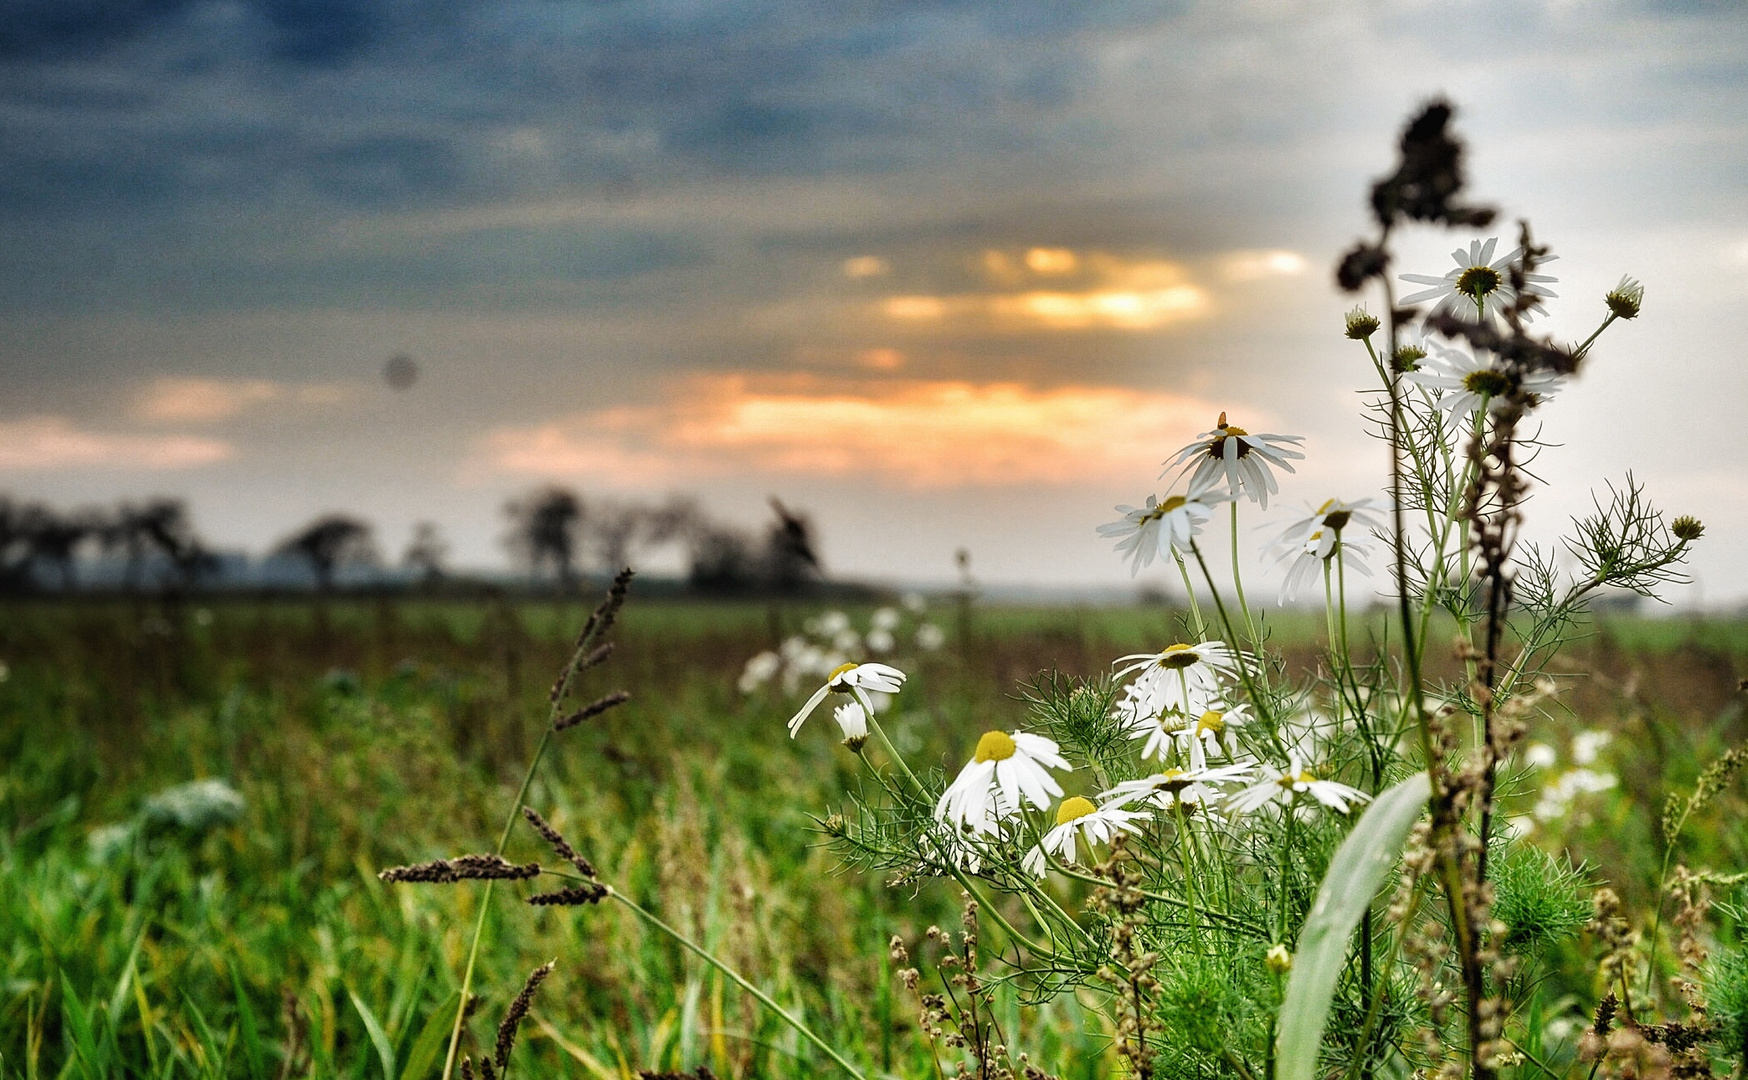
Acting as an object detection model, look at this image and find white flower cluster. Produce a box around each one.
[784,635,1372,880]
[738,600,945,698]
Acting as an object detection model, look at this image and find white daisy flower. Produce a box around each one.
[1097,485,1232,576]
[1275,531,1375,605]
[1112,642,1243,755]
[1228,753,1371,816]
[738,650,781,694]
[1103,762,1256,816]
[871,606,902,631]
[832,701,869,749]
[865,628,895,653]
[915,623,945,651]
[1271,497,1388,556]
[788,661,907,737]
[1398,237,1559,323]
[1165,413,1304,510]
[1405,342,1565,419]
[1021,796,1148,876]
[1183,704,1252,769]
[935,730,1070,837]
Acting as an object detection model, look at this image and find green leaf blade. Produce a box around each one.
[1277,771,1431,1080]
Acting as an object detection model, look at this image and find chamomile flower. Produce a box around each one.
[1166,413,1305,510]
[1113,641,1243,684]
[1272,497,1388,555]
[1021,796,1148,876]
[788,661,907,737]
[832,702,869,750]
[1228,753,1371,815]
[1398,237,1559,323]
[1405,343,1564,419]
[1184,704,1252,769]
[1112,642,1243,754]
[935,730,1071,837]
[1275,531,1375,604]
[1103,762,1256,815]
[1097,484,1231,575]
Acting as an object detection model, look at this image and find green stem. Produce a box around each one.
[1174,549,1207,640]
[607,887,867,1080]
[1231,500,1259,648]
[442,726,557,1080]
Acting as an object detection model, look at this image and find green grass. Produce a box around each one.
[1,596,1745,1078]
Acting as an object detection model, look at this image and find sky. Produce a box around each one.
[2,0,1746,603]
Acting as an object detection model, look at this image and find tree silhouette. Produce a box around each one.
[20,504,96,591]
[274,515,376,592]
[505,487,584,590]
[100,498,200,591]
[402,522,449,586]
[764,497,822,593]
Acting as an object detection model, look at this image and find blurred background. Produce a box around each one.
[2,1,1745,601]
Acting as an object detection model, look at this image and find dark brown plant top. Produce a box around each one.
[555,689,631,731]
[495,961,555,1070]
[378,853,541,884]
[527,883,608,906]
[521,806,595,877]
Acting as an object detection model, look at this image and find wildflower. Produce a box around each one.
[1184,703,1252,768]
[1405,342,1564,418]
[1228,753,1371,815]
[788,662,907,737]
[1344,306,1381,340]
[1021,796,1147,876]
[1604,275,1644,320]
[1672,516,1704,542]
[872,606,901,631]
[1266,945,1293,974]
[935,730,1070,837]
[915,623,946,650]
[1165,413,1304,509]
[832,701,869,750]
[1103,762,1255,814]
[865,628,895,652]
[1113,640,1242,684]
[1111,642,1242,753]
[1096,485,1230,575]
[738,650,780,693]
[1274,528,1376,605]
[1398,237,1559,322]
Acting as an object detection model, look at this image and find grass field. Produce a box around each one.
[2,593,1745,1078]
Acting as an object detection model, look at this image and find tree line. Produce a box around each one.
[0,487,823,596]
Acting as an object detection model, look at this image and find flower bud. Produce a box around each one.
[1265,944,1293,974]
[1672,516,1704,542]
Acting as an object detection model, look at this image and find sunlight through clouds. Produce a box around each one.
[0,416,232,471]
[476,375,1225,490]
[881,248,1213,331]
[134,378,349,423]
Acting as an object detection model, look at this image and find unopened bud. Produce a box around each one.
[1266,944,1293,974]
[1672,516,1704,542]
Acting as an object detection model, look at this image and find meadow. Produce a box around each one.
[2,593,1744,1079]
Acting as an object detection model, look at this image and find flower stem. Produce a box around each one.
[607,886,868,1079]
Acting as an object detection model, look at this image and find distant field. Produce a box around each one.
[2,596,1744,1078]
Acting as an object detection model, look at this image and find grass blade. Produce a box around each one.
[398,992,459,1080]
[1276,771,1430,1080]
[348,988,398,1080]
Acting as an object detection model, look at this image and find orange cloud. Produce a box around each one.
[134,377,347,423]
[0,416,232,471]
[477,375,1226,490]
[885,250,1211,331]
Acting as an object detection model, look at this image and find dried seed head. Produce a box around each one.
[495,961,555,1070]
[521,806,597,878]
[379,854,541,884]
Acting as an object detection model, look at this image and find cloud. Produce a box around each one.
[0,415,231,470]
[881,249,1212,331]
[132,377,347,423]
[475,373,1225,490]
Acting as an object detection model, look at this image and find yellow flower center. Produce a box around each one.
[1157,644,1202,669]
[826,662,859,689]
[1462,369,1511,397]
[1195,711,1224,736]
[1154,768,1191,793]
[1455,264,1501,300]
[1316,498,1336,514]
[974,730,1017,763]
[1275,770,1318,789]
[1207,411,1252,459]
[1055,796,1096,825]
